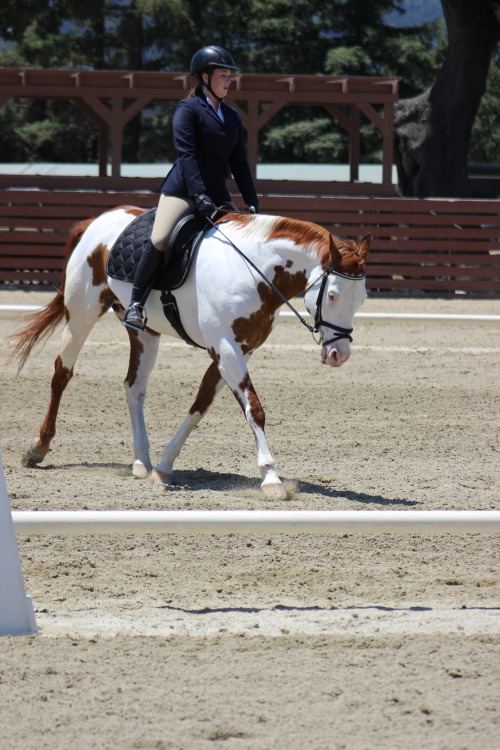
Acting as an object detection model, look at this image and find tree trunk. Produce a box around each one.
[394,0,500,197]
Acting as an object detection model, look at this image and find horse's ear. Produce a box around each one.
[359,233,371,260]
[328,233,343,270]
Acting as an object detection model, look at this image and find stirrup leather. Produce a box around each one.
[123,303,147,331]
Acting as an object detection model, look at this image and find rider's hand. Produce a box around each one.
[196,193,217,218]
[247,204,258,214]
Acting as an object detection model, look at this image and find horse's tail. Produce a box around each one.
[8,217,94,372]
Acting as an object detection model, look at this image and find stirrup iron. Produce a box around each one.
[123,302,147,331]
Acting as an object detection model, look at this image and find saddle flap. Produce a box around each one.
[157,213,208,291]
[106,209,208,291]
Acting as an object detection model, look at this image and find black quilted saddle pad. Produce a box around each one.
[107,208,208,291]
[107,209,156,284]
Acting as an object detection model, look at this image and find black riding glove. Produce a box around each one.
[196,193,217,218]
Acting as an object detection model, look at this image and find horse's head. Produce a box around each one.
[304,233,370,367]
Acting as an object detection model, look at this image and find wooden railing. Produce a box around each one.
[0,69,399,182]
[1,182,499,296]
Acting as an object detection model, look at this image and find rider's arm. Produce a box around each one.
[172,99,206,198]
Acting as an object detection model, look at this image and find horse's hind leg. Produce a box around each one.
[24,291,114,467]
[24,350,74,467]
[122,325,161,478]
[153,360,225,484]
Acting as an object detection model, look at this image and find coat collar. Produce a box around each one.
[195,91,227,125]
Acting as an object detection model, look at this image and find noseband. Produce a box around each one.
[312,265,366,346]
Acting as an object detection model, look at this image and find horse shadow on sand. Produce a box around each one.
[160,469,421,507]
[157,603,435,615]
[157,602,500,616]
[34,462,419,507]
[154,468,420,507]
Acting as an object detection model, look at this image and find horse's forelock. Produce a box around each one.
[330,237,366,275]
[339,241,366,275]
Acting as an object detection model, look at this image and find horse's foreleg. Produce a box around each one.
[232,372,286,499]
[153,360,225,484]
[123,327,161,478]
[216,346,286,499]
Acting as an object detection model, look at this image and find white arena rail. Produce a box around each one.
[11,510,500,536]
[1,305,499,324]
[281,311,500,324]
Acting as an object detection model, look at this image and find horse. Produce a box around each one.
[9,207,370,500]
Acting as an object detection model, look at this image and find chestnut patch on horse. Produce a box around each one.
[37,355,73,447]
[113,205,147,217]
[236,373,265,430]
[124,331,144,388]
[240,373,266,430]
[99,288,116,317]
[207,346,221,365]
[232,265,307,354]
[189,361,221,417]
[52,355,73,389]
[87,243,109,287]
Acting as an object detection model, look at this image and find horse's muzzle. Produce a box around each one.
[321,342,351,367]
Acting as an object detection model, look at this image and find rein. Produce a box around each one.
[207,215,366,346]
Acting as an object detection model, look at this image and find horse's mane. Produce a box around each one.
[219,213,366,275]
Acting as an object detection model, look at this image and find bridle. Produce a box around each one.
[311,265,366,346]
[207,213,366,348]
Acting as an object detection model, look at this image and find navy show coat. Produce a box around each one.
[159,92,258,208]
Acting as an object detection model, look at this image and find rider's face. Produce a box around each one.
[203,67,233,99]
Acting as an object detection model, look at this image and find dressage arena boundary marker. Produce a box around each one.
[5,508,500,636]
[11,510,500,536]
[0,456,38,636]
[1,304,499,324]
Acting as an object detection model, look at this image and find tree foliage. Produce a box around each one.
[0,0,498,177]
[394,0,500,196]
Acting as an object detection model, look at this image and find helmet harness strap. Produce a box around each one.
[203,68,223,104]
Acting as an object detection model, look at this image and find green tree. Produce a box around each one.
[0,0,498,173]
[469,51,500,164]
[394,0,500,197]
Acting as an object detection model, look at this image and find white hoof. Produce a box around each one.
[132,460,150,478]
[261,482,289,501]
[151,468,174,485]
[22,438,49,468]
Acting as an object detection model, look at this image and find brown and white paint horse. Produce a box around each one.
[11,208,370,499]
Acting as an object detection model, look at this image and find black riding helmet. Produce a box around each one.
[190,46,238,102]
[190,46,238,75]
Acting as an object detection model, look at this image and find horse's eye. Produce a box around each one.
[328,291,335,302]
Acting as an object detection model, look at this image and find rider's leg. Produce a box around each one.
[122,239,164,330]
[123,194,194,330]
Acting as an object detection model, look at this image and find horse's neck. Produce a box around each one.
[210,219,323,300]
[264,244,322,298]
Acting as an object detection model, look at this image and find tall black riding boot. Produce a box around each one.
[123,239,164,331]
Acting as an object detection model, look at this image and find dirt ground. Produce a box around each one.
[0,288,499,750]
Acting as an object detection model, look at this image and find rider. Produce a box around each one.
[123,45,259,331]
